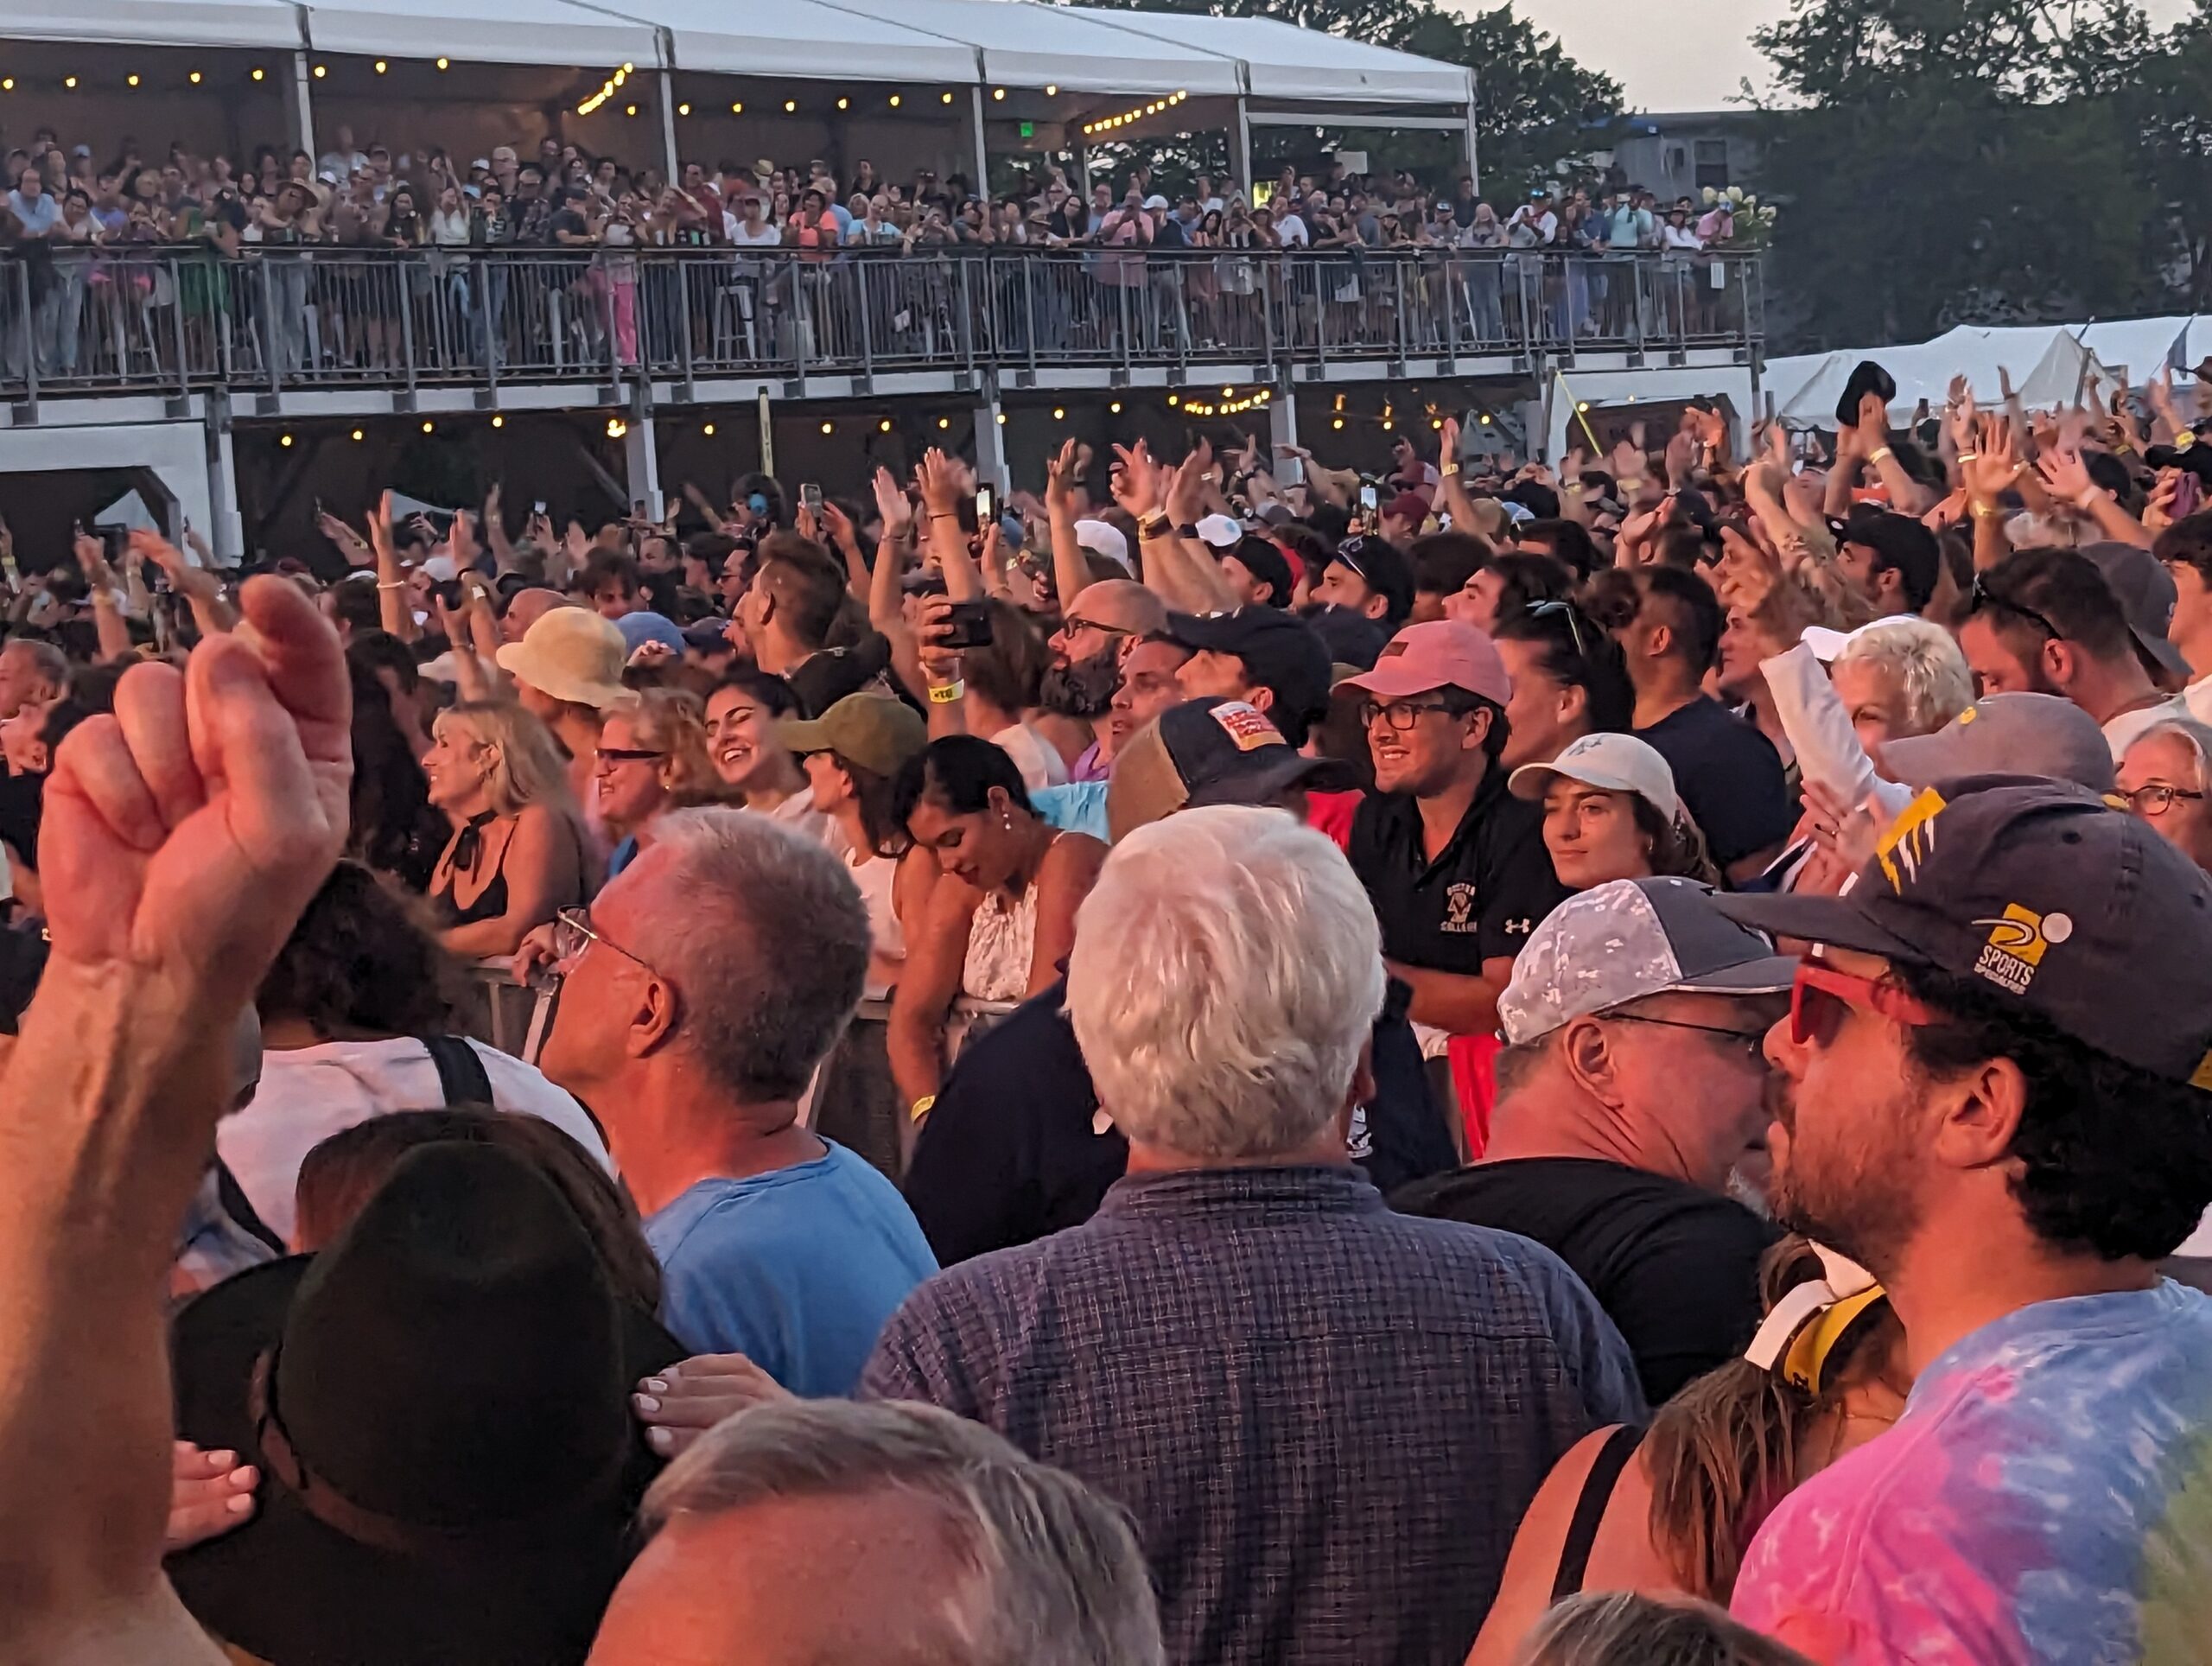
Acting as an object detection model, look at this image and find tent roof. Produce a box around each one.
[30,0,1469,102]
[4,0,299,51]
[1768,324,2133,423]
[1062,8,1470,104]
[302,0,664,68]
[620,0,976,83]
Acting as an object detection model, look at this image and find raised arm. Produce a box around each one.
[1044,438,1095,609]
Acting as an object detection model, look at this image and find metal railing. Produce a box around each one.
[0,245,1762,402]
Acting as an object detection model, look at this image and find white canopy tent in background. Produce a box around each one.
[1767,315,2212,426]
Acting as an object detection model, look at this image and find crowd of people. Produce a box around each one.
[0,118,1761,377]
[3,340,2210,1666]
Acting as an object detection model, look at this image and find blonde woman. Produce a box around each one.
[423,701,598,958]
[597,687,716,877]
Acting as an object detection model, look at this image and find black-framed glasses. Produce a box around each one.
[1606,1011,1770,1061]
[1526,597,1589,658]
[594,747,666,770]
[1358,698,1466,731]
[2121,783,2206,816]
[1968,572,2063,642]
[553,906,660,979]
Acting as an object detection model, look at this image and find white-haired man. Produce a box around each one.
[541,810,938,1397]
[590,1399,1164,1665]
[862,806,1643,1666]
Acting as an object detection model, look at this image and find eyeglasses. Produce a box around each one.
[1526,597,1590,659]
[1605,1011,1770,1061]
[2121,783,2205,816]
[1358,698,1467,731]
[1967,572,2064,643]
[553,906,659,979]
[1788,961,1939,1049]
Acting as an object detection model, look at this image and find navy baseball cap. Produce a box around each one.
[1714,775,2212,1085]
[1106,697,1359,843]
[1166,607,1332,742]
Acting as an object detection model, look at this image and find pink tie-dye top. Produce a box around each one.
[1732,1281,2212,1664]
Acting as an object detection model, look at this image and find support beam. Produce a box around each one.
[1268,383,1300,486]
[975,390,1009,496]
[658,67,682,186]
[622,410,662,519]
[969,84,992,199]
[284,49,315,162]
[204,407,244,562]
[1243,110,1474,132]
[1232,92,1254,202]
[1462,92,1481,196]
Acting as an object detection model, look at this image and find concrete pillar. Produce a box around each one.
[204,405,245,563]
[284,50,315,162]
[622,409,662,520]
[975,390,1009,495]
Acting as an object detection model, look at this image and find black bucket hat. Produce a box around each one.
[166,1141,686,1666]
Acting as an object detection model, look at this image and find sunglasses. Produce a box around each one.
[1526,597,1590,658]
[1967,571,2063,643]
[1789,961,1938,1048]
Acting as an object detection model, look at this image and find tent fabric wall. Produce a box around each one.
[1062,8,1470,104]
[2,0,298,50]
[1767,322,2155,425]
[301,0,664,71]
[601,0,976,84]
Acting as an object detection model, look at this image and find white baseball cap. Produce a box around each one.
[1507,730,1680,823]
[1073,518,1130,572]
[1195,512,1242,550]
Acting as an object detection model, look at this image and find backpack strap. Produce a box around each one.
[423,1034,496,1108]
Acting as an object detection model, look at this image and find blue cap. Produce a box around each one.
[615,610,686,659]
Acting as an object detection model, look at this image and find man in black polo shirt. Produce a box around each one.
[1167,606,1332,745]
[1342,620,1569,1033]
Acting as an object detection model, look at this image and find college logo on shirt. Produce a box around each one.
[1441,881,1478,933]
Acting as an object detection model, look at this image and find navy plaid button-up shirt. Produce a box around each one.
[861,1164,1643,1665]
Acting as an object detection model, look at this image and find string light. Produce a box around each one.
[888,93,900,108]
[351,429,364,441]
[822,421,834,434]
[879,418,893,433]
[941,91,955,104]
[1178,388,1272,418]
[251,67,264,80]
[784,99,797,112]
[677,103,690,116]
[995,412,1007,425]
[937,416,950,429]
[490,414,504,429]
[607,417,626,437]
[1052,407,1065,420]
[189,70,202,84]
[730,101,743,113]
[374,60,387,73]
[625,105,637,117]
[836,97,849,111]
[1083,89,1185,136]
[1109,401,1122,413]
[279,434,293,448]
[1045,84,1058,96]
[1166,393,1179,407]
[992,88,1006,100]
[435,56,449,69]
[1478,413,1492,425]
[313,64,327,79]
[1332,416,1344,429]
[702,423,715,436]
[1576,400,1589,412]
[127,73,140,87]
[423,421,435,433]
[64,76,77,89]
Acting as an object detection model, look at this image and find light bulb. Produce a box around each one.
[423,421,435,433]
[1052,408,1065,420]
[822,422,834,435]
[350,429,364,441]
[251,67,264,80]
[880,419,893,433]
[942,91,954,104]
[992,87,1005,100]
[784,99,797,112]
[435,56,449,70]
[374,60,387,73]
[888,93,899,107]
[1109,401,1122,413]
[491,415,504,429]
[128,73,140,86]
[937,416,950,430]
[279,433,293,447]
[702,423,715,436]
[1046,84,1058,95]
[837,97,849,111]
[732,101,743,113]
[312,64,326,79]
[64,75,77,89]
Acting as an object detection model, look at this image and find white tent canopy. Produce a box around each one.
[1767,322,2139,424]
[37,0,1472,105]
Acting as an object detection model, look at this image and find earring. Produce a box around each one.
[1001,811,1014,830]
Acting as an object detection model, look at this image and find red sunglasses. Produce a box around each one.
[1789,961,1939,1048]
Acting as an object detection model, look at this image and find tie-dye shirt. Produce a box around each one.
[1732,1281,2212,1663]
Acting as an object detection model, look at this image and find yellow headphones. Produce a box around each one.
[1745,1244,1889,1396]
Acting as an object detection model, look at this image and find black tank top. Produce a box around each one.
[1551,1423,1647,1600]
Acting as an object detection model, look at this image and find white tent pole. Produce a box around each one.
[1233,88,1254,200]
[1461,72,1480,196]
[658,70,681,184]
[969,57,991,198]
[286,48,315,161]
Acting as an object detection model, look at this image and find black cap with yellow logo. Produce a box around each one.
[1714,775,2212,1086]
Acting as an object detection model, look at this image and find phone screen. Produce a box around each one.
[976,485,996,524]
[1358,483,1379,511]
[801,483,824,514]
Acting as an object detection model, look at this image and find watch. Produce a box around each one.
[1139,513,1173,540]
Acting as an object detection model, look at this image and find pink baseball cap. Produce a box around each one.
[1339,620,1512,706]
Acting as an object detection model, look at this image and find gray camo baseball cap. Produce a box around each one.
[1498,876,1799,1046]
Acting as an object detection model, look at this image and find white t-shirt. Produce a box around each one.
[1273,213,1310,247]
[219,1037,612,1243]
[992,722,1071,795]
[765,784,842,849]
[2184,676,2212,726]
[729,221,782,248]
[2102,695,2195,764]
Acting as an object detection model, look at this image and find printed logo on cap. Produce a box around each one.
[1210,701,1284,752]
[1973,903,2069,996]
[1876,787,1946,893]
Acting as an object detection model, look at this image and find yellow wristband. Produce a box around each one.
[926,679,964,705]
[1866,446,1894,467]
[2179,431,2197,451]
[1440,461,1461,477]
[910,1094,937,1122]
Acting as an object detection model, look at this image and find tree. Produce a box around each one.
[1065,0,1622,199]
[1752,0,2163,346]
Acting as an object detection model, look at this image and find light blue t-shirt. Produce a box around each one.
[1032,780,1109,842]
[645,1141,938,1396]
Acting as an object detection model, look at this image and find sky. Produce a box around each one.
[1498,0,2198,112]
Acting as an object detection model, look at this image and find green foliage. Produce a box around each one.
[1064,0,1623,199]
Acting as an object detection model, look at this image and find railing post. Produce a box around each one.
[792,256,811,381]
[857,257,877,380]
[675,255,696,398]
[956,256,976,379]
[397,258,420,396]
[481,259,501,393]
[169,253,192,395]
[1391,257,1408,363]
[1023,257,1039,378]
[15,260,38,412]
[260,258,282,395]
[1116,274,1132,379]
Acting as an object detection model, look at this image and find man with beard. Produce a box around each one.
[1714,778,2212,1661]
[1042,579,1166,782]
[1395,877,1791,1402]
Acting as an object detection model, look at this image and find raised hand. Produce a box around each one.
[316,509,372,567]
[1961,413,2021,505]
[872,466,913,538]
[2145,471,2183,534]
[40,568,351,1014]
[2033,446,2096,505]
[1045,437,1080,517]
[1111,440,1167,519]
[1165,438,1214,526]
[915,448,964,519]
[819,499,857,554]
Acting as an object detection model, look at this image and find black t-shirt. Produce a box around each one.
[1394,1156,1779,1402]
[905,976,1458,1266]
[1634,695,1793,868]
[1346,766,1569,976]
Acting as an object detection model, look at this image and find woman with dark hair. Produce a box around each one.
[346,656,447,891]
[1491,597,1635,770]
[1510,731,1719,891]
[1464,1236,1908,1663]
[221,862,612,1243]
[703,668,830,838]
[885,735,1106,1123]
